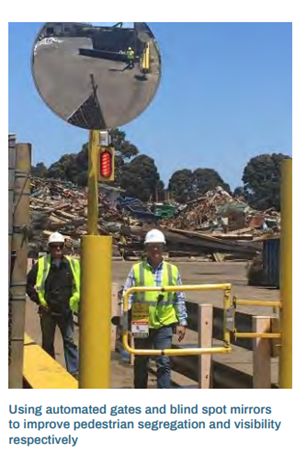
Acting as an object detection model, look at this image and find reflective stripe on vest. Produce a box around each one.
[133,261,178,329]
[66,256,80,313]
[36,255,80,313]
[36,255,49,292]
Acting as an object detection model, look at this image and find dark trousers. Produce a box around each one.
[134,325,173,389]
[40,310,79,375]
[122,60,134,71]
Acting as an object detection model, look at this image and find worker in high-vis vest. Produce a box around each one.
[124,46,135,70]
[122,229,188,388]
[26,232,80,378]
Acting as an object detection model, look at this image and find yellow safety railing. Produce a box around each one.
[122,284,232,356]
[230,297,282,340]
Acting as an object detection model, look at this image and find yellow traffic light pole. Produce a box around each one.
[279,159,292,388]
[87,130,99,235]
[79,130,112,388]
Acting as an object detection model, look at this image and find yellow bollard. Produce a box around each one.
[79,235,112,388]
[279,159,292,388]
[141,43,150,73]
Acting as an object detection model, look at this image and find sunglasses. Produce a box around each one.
[146,244,164,251]
[50,244,64,250]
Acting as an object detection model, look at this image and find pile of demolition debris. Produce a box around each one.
[28,178,280,262]
[29,177,127,255]
[163,186,280,239]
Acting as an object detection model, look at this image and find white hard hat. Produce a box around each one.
[48,232,65,245]
[144,229,166,244]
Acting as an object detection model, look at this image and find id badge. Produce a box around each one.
[131,302,149,338]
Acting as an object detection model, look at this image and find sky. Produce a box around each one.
[8,22,292,191]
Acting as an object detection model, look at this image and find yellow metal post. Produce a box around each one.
[141,43,150,74]
[279,159,292,388]
[79,130,112,388]
[79,235,112,388]
[87,130,100,235]
[223,287,231,346]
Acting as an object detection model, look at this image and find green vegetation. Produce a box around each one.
[31,128,290,210]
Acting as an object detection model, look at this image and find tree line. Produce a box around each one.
[31,128,291,211]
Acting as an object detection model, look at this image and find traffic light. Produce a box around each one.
[98,147,115,181]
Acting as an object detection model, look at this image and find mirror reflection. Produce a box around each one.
[32,22,161,130]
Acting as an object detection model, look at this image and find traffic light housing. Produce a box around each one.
[98,147,115,181]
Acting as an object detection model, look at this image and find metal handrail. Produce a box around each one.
[231,297,282,339]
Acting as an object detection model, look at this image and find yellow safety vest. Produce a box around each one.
[36,255,80,313]
[133,261,178,329]
[126,49,134,59]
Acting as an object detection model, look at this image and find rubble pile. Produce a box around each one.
[29,177,126,254]
[28,178,280,262]
[163,186,281,239]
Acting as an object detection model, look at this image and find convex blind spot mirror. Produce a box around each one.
[32,22,162,130]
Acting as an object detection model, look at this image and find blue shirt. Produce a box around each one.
[122,259,188,326]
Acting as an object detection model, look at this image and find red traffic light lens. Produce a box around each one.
[99,150,112,178]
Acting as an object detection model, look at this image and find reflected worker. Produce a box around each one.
[124,46,135,70]
[26,232,80,379]
[122,229,188,388]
